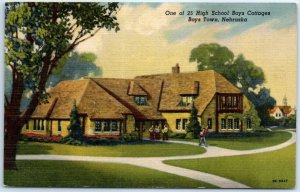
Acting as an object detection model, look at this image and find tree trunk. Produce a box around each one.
[4,126,20,170]
[4,108,22,170]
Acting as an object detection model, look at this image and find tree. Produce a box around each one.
[190,43,276,126]
[190,43,234,75]
[5,52,101,111]
[4,2,120,170]
[67,101,83,141]
[48,52,101,87]
[186,102,201,139]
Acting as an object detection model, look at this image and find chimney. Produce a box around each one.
[172,63,180,74]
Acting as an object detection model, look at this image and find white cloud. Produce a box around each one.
[75,4,297,107]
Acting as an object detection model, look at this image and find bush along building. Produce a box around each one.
[22,64,257,138]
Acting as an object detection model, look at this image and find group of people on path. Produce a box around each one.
[149,124,169,141]
[148,123,209,147]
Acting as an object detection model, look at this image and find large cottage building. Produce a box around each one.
[22,65,254,138]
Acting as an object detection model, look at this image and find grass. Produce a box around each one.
[171,131,292,150]
[165,144,296,188]
[4,160,217,188]
[17,141,206,157]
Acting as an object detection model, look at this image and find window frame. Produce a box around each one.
[228,119,233,129]
[207,118,213,129]
[111,121,118,132]
[234,118,239,129]
[103,120,110,132]
[221,118,226,129]
[176,119,182,130]
[134,96,147,106]
[95,120,102,132]
[58,120,62,132]
[182,119,188,130]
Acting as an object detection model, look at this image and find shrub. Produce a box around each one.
[174,133,186,139]
[206,130,272,138]
[120,132,139,142]
[185,132,194,139]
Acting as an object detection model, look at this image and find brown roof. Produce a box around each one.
[32,70,242,120]
[136,70,240,115]
[270,106,294,115]
[91,78,165,120]
[32,80,89,119]
[127,81,148,96]
[32,79,131,119]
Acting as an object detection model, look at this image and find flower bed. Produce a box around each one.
[20,133,63,143]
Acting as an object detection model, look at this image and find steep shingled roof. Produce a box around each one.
[270,106,294,115]
[136,70,241,115]
[32,79,89,119]
[32,79,131,119]
[91,78,165,120]
[31,70,242,120]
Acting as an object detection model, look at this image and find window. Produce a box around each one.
[33,120,36,130]
[58,120,62,132]
[26,122,29,130]
[176,119,181,130]
[234,119,239,129]
[134,96,147,106]
[41,120,45,131]
[95,120,102,132]
[227,97,232,107]
[233,96,237,107]
[222,97,226,105]
[221,118,226,129]
[103,121,110,132]
[37,120,40,130]
[246,118,252,129]
[179,96,194,106]
[111,121,118,132]
[182,119,188,130]
[228,119,233,129]
[207,118,212,129]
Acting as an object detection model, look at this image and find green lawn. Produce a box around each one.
[172,131,292,150]
[17,141,205,157]
[4,160,217,188]
[165,144,296,188]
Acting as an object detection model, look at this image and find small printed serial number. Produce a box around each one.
[272,179,288,183]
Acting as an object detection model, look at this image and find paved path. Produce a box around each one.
[17,130,296,188]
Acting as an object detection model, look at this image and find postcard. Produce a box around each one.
[3,1,297,189]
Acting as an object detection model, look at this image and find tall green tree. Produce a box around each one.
[186,102,201,139]
[190,43,276,126]
[4,2,120,170]
[68,101,83,141]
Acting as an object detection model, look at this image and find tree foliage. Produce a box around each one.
[186,102,201,139]
[48,52,101,87]
[67,101,83,141]
[190,43,276,126]
[4,2,120,170]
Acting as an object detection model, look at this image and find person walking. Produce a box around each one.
[154,125,160,140]
[162,123,169,141]
[199,126,209,147]
[149,125,154,140]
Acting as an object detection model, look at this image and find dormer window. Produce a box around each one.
[179,95,194,106]
[134,96,147,106]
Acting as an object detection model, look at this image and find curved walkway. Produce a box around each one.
[17,130,296,188]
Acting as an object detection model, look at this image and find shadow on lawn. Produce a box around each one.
[17,142,53,155]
